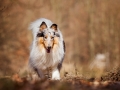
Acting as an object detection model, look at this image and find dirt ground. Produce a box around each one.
[0,74,120,90]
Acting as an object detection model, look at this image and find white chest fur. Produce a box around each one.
[29,40,64,70]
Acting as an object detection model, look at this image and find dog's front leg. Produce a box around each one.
[52,68,60,80]
[34,68,44,79]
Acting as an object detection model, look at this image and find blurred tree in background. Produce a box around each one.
[0,0,120,76]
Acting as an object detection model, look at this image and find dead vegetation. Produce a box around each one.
[1,67,120,90]
[1,73,120,90]
[101,68,120,81]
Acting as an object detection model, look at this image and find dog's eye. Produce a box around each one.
[44,36,47,39]
[51,37,54,39]
[37,33,44,37]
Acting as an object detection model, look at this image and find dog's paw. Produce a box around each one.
[52,76,60,80]
[52,69,60,80]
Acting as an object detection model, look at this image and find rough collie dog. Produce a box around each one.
[29,18,65,80]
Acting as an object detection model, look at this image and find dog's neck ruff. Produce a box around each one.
[29,40,64,70]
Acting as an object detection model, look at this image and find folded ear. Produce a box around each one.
[50,24,58,31]
[40,22,47,31]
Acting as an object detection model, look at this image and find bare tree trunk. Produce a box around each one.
[86,0,95,61]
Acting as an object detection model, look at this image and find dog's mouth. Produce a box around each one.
[46,47,51,53]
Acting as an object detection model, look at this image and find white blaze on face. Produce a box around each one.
[43,29,55,53]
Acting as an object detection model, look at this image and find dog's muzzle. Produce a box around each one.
[46,46,51,53]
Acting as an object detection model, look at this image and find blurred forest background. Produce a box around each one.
[0,0,120,78]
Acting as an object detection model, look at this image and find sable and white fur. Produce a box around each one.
[29,18,65,80]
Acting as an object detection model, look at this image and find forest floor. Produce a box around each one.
[0,72,120,90]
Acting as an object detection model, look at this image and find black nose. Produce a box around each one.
[47,46,51,50]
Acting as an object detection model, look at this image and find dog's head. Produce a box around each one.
[36,22,59,53]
